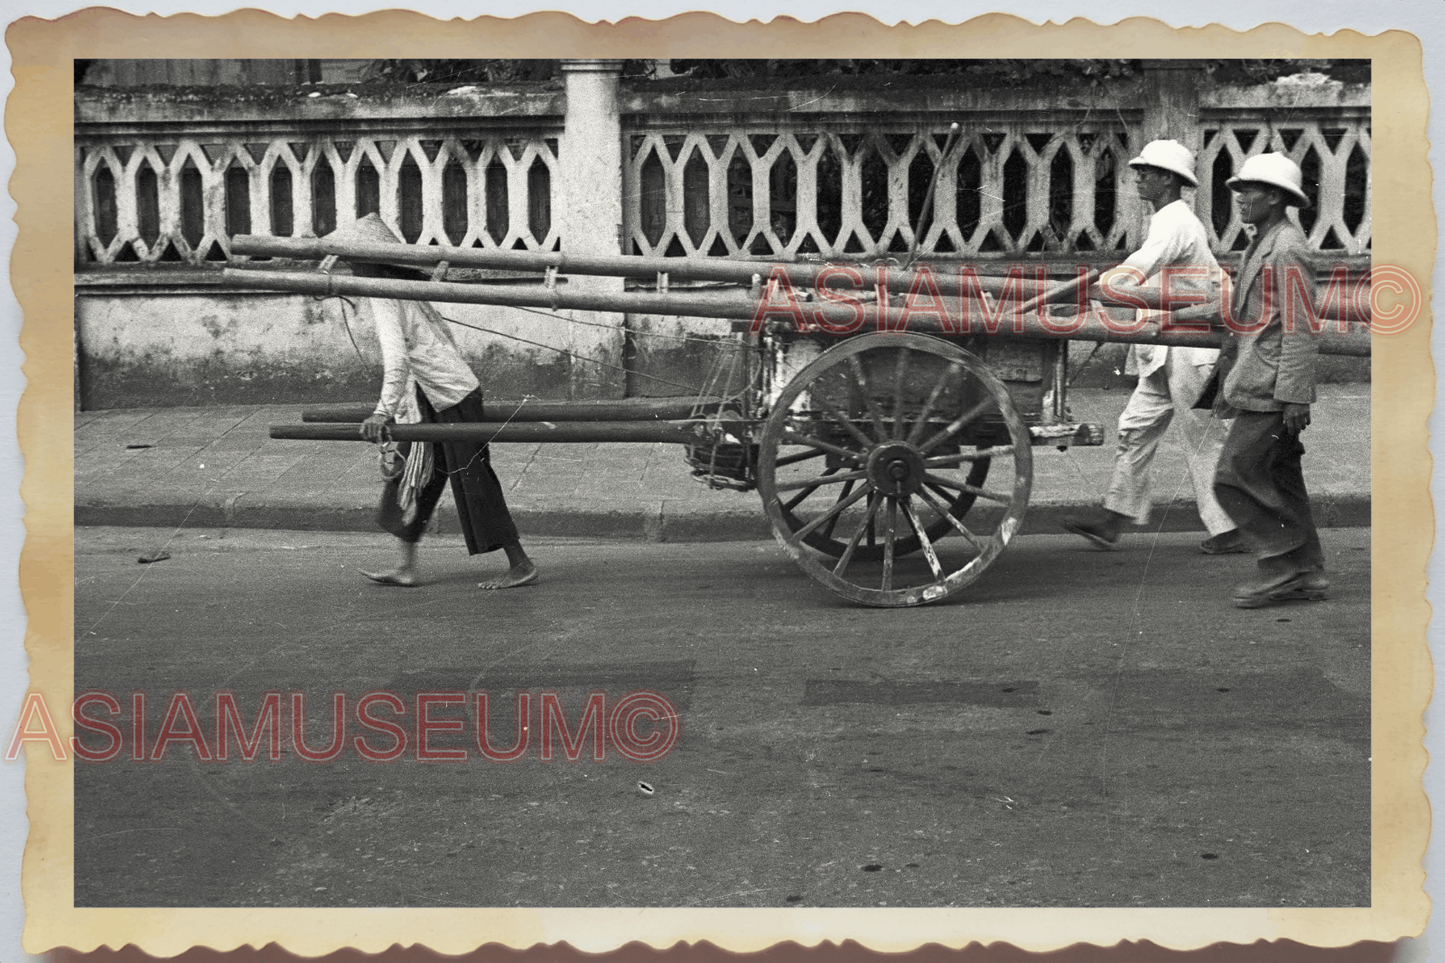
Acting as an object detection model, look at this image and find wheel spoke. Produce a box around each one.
[775,448,826,468]
[787,482,873,543]
[961,482,1014,505]
[917,485,987,552]
[905,361,964,445]
[890,348,911,439]
[819,479,857,540]
[918,395,998,454]
[810,388,879,452]
[846,354,890,441]
[775,467,868,495]
[833,492,883,576]
[901,499,944,579]
[923,472,1012,504]
[924,446,1009,467]
[881,497,898,591]
[759,332,1024,606]
[782,465,842,510]
[922,483,964,525]
[781,429,863,464]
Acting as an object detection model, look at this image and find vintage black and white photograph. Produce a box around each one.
[70,53,1378,913]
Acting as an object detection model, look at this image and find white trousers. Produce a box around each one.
[1102,352,1234,535]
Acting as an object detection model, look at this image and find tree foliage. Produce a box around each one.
[666,59,1368,86]
[357,59,656,85]
[355,58,1367,90]
[666,59,1140,84]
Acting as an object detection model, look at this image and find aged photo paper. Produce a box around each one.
[10,8,1433,958]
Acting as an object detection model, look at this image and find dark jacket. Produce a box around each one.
[1212,220,1320,414]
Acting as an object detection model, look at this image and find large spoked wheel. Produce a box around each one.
[757,333,1032,608]
[773,449,992,560]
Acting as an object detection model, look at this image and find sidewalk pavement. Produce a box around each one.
[74,385,1372,541]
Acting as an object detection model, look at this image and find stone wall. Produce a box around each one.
[74,62,1371,409]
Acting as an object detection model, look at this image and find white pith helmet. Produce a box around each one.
[1226,152,1311,209]
[1126,140,1199,187]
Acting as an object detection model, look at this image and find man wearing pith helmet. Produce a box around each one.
[1209,151,1328,609]
[1061,139,1241,554]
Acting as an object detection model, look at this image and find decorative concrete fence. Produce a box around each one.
[76,97,565,266]
[74,62,1370,409]
[620,81,1370,261]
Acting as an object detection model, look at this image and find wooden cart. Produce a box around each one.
[223,236,1369,608]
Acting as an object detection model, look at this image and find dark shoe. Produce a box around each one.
[1232,571,1329,609]
[1062,517,1119,551]
[1274,571,1330,601]
[1200,530,1248,555]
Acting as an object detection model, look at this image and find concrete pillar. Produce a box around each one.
[558,59,626,399]
[1139,60,1204,150]
[1130,61,1208,239]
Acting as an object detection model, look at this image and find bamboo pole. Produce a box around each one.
[301,398,725,423]
[1017,268,1105,318]
[229,234,1054,300]
[221,267,1373,357]
[272,420,708,445]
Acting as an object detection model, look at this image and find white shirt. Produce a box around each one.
[1113,198,1222,375]
[366,296,480,419]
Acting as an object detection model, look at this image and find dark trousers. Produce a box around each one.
[397,389,519,555]
[1213,409,1324,580]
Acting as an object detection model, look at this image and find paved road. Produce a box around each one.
[74,526,1370,908]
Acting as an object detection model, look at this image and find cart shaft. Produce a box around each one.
[302,398,725,424]
[272,419,1102,448]
[272,420,710,445]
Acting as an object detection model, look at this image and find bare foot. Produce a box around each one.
[360,567,419,587]
[478,561,538,590]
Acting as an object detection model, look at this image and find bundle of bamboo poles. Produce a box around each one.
[222,234,1373,357]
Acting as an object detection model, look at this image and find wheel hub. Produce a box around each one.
[866,442,925,497]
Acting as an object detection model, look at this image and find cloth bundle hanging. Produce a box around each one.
[320,214,445,534]
[375,381,434,536]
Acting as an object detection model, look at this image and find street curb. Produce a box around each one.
[75,494,1371,540]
